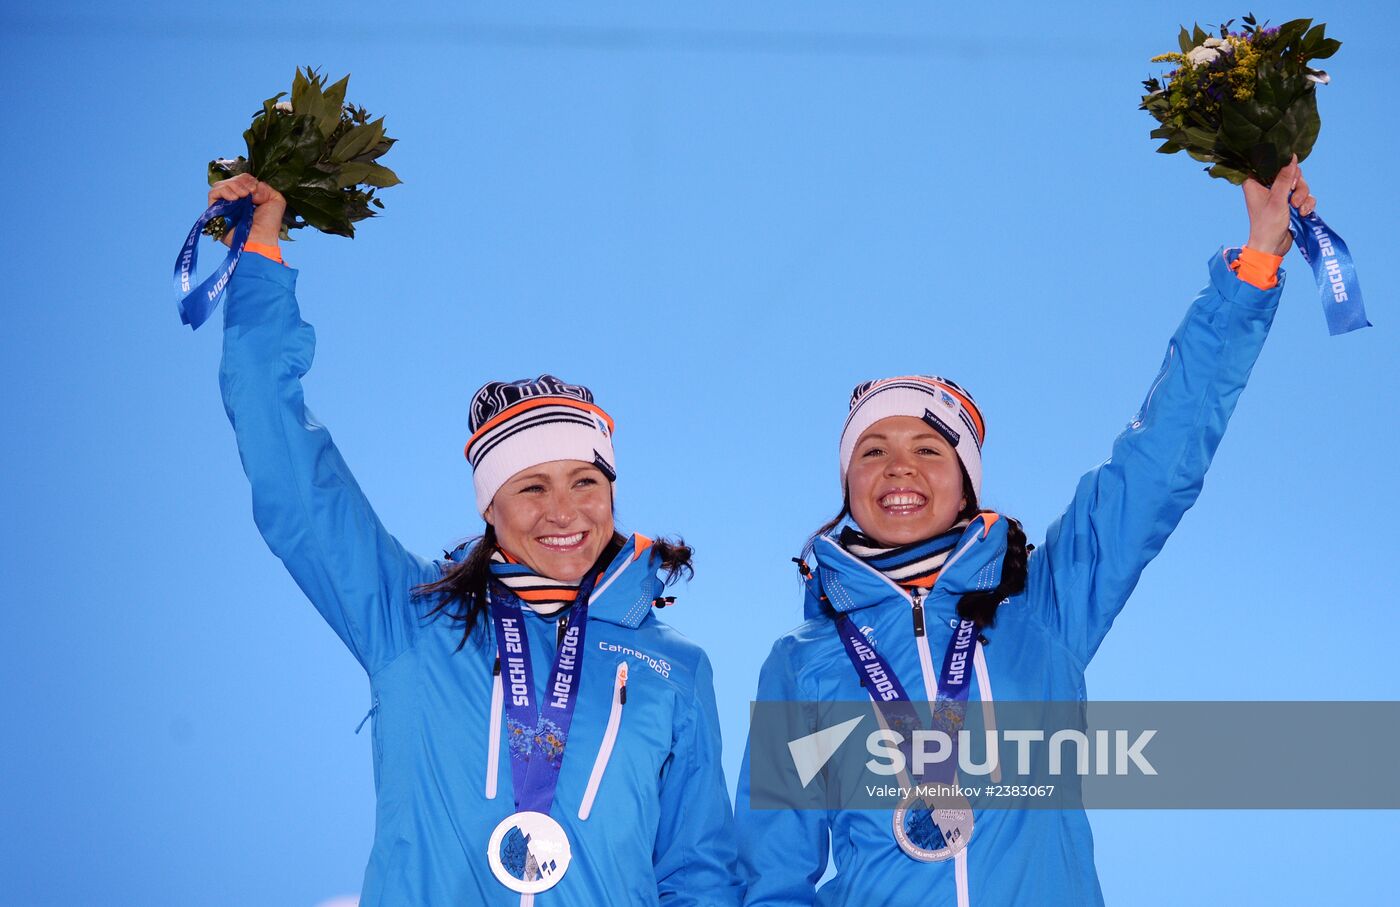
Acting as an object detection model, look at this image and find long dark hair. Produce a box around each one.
[413,525,694,650]
[805,471,1030,630]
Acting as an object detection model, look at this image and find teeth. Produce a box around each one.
[539,532,585,548]
[880,493,926,508]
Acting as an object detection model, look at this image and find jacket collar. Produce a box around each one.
[805,513,1008,621]
[585,533,666,629]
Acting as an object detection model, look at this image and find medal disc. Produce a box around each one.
[892,789,973,862]
[487,810,572,893]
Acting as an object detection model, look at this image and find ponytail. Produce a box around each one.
[955,512,1030,630]
[951,472,1031,630]
[414,525,499,650]
[650,536,695,585]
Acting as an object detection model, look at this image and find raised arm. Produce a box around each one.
[1030,162,1314,665]
[214,175,435,675]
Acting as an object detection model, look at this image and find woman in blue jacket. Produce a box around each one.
[208,174,741,906]
[735,164,1315,906]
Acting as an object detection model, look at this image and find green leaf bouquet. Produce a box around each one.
[205,67,400,240]
[1140,14,1339,185]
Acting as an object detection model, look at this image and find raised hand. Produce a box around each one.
[207,174,286,248]
[1242,156,1316,256]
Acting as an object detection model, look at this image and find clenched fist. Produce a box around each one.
[207,174,286,248]
[1242,156,1316,256]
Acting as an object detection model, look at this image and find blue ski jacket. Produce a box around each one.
[220,253,742,906]
[735,249,1282,906]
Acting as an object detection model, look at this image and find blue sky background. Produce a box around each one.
[2,1,1396,904]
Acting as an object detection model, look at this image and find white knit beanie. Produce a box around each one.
[838,375,986,499]
[463,375,616,516]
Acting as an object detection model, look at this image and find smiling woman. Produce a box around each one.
[735,163,1316,905]
[800,378,1029,628]
[416,377,696,648]
[205,174,741,906]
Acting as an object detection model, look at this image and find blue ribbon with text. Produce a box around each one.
[1288,207,1370,336]
[172,197,252,331]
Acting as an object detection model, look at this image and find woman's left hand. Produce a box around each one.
[1242,156,1316,256]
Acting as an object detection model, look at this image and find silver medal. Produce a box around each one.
[892,788,974,862]
[487,810,573,894]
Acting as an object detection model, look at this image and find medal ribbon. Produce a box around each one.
[489,573,597,815]
[172,197,253,331]
[836,611,978,785]
[1287,207,1370,336]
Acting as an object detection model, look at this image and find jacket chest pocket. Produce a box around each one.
[577,661,630,820]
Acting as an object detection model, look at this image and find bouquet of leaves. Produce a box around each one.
[204,67,400,240]
[1140,14,1339,185]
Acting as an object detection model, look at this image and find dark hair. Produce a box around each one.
[805,470,1030,630]
[955,513,1028,629]
[413,525,694,650]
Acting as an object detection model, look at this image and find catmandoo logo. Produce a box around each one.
[598,641,671,678]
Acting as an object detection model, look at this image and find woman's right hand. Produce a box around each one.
[1242,156,1314,257]
[208,174,286,248]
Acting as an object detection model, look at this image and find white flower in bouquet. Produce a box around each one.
[1186,37,1233,66]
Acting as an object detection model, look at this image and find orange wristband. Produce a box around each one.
[1230,246,1283,290]
[244,241,284,264]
